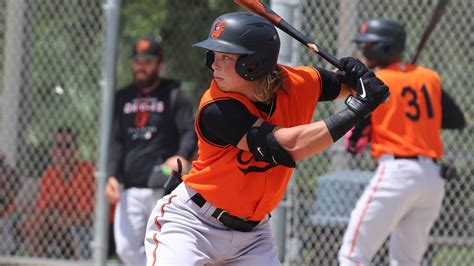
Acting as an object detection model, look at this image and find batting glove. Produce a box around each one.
[345,71,390,118]
[336,57,369,89]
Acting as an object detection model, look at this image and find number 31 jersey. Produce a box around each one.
[370,62,443,159]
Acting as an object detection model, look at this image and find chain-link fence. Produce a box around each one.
[0,0,104,262]
[0,0,472,265]
[0,0,240,264]
[287,0,473,265]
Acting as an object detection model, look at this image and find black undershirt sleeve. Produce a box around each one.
[199,99,258,146]
[107,94,125,181]
[441,89,466,129]
[316,67,342,102]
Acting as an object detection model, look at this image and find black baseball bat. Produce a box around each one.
[234,0,343,70]
[411,0,449,64]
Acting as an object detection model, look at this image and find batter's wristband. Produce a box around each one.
[345,95,372,119]
[323,108,362,142]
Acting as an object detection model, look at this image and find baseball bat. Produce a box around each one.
[234,0,343,70]
[411,0,449,64]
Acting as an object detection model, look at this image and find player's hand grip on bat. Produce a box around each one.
[324,71,389,142]
[336,57,369,90]
[345,71,390,119]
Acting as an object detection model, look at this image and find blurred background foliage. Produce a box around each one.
[117,0,243,103]
[18,0,247,177]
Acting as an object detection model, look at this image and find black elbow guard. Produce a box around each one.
[246,122,296,168]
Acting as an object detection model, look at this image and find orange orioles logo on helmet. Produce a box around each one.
[359,21,369,34]
[136,39,151,54]
[211,20,228,39]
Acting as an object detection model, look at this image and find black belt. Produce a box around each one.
[394,155,437,163]
[190,193,260,232]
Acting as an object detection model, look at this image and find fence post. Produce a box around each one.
[330,0,359,171]
[92,0,122,265]
[1,0,27,167]
[270,0,300,263]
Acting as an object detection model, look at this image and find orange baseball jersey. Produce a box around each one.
[371,62,443,159]
[183,65,322,221]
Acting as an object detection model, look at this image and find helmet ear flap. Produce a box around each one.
[205,50,214,70]
[236,52,277,81]
[236,55,256,81]
[205,51,259,81]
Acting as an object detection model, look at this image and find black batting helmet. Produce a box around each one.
[193,12,280,81]
[353,18,406,64]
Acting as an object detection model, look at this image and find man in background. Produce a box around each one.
[105,37,197,265]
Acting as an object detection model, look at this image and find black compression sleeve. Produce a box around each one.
[323,108,363,142]
[323,94,373,142]
[199,99,258,146]
[316,67,342,102]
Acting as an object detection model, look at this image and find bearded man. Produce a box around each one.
[104,37,197,265]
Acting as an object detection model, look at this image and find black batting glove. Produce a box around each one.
[345,71,390,118]
[440,161,458,180]
[163,158,183,196]
[336,57,369,89]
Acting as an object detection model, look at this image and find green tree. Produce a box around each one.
[118,0,241,103]
[21,0,103,177]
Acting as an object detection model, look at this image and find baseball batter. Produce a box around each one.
[339,19,466,265]
[144,12,389,265]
